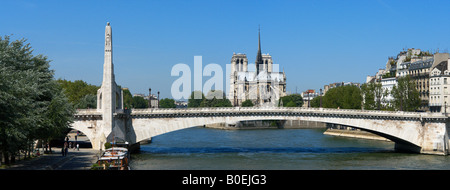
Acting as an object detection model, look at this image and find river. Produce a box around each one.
[130,127,450,170]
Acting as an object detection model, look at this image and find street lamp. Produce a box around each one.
[307,92,310,108]
[148,88,152,108]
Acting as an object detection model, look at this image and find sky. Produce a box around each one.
[2,0,450,99]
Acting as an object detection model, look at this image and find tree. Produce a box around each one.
[57,79,99,106]
[391,76,420,111]
[159,98,176,108]
[321,85,362,109]
[0,36,74,163]
[310,96,321,108]
[360,82,386,110]
[285,101,297,107]
[122,88,133,109]
[188,91,205,107]
[360,83,376,110]
[279,94,303,107]
[132,96,148,108]
[38,82,75,153]
[241,100,254,107]
[200,90,232,107]
[75,94,97,109]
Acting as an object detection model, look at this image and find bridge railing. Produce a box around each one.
[130,106,441,118]
[75,108,102,115]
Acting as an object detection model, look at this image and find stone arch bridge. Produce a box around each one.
[70,22,450,155]
[72,107,450,155]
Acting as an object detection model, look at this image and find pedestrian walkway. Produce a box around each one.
[2,148,99,170]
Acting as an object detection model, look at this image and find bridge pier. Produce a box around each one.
[388,120,449,155]
[394,142,423,154]
[418,121,449,155]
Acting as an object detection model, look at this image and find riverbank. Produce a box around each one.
[323,128,391,141]
[1,148,99,170]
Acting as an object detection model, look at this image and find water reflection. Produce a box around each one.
[142,146,393,154]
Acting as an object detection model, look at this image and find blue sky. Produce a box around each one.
[2,0,450,99]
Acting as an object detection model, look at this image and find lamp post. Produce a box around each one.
[307,92,310,108]
[157,91,160,108]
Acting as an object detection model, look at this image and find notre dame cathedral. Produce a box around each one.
[229,29,287,107]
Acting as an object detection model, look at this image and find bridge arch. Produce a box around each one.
[129,108,426,153]
[325,123,421,152]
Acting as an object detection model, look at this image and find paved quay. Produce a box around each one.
[2,148,100,170]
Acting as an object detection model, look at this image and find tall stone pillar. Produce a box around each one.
[94,22,123,150]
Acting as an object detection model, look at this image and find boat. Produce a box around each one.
[95,147,130,170]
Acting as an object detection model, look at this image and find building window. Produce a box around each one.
[445,78,448,85]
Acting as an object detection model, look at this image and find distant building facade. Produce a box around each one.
[134,93,159,108]
[429,61,450,113]
[380,77,396,106]
[366,48,449,111]
[301,89,319,107]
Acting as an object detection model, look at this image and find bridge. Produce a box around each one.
[73,106,450,155]
[70,22,450,155]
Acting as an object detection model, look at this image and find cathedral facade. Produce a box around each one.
[229,30,287,107]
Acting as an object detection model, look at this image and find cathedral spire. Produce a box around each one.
[256,25,263,74]
[258,25,261,55]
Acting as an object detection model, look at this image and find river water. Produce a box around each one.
[130,127,450,170]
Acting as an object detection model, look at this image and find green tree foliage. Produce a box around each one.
[391,76,420,111]
[279,94,303,107]
[321,85,362,109]
[122,88,133,109]
[360,82,387,110]
[188,91,205,107]
[0,36,74,163]
[57,79,99,107]
[123,88,155,109]
[241,100,254,107]
[132,96,148,108]
[187,90,232,107]
[285,101,297,107]
[38,83,75,146]
[159,98,176,108]
[200,90,232,107]
[310,96,321,108]
[74,94,97,109]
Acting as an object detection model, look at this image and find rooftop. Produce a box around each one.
[409,58,434,70]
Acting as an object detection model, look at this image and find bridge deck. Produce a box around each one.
[74,107,448,121]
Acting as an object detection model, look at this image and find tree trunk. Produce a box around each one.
[11,153,15,163]
[48,140,52,153]
[3,152,9,165]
